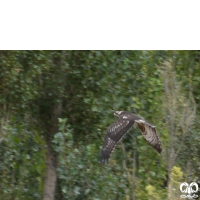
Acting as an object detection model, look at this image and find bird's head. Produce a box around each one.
[114,111,123,117]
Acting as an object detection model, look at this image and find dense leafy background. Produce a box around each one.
[0,50,200,200]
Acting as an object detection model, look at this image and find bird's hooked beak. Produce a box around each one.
[114,111,122,117]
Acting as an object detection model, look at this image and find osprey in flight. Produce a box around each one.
[100,111,162,164]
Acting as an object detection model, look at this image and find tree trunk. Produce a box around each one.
[42,145,58,200]
[167,174,172,200]
[42,103,62,200]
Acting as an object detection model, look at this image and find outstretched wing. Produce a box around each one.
[135,119,162,153]
[100,116,135,164]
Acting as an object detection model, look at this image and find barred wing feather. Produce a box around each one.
[135,120,162,153]
[100,116,135,164]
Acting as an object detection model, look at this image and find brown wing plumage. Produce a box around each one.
[100,115,135,164]
[135,119,162,153]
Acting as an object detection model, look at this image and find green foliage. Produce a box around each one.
[171,166,183,181]
[169,166,184,199]
[0,123,45,200]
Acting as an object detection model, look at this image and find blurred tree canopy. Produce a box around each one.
[0,50,200,200]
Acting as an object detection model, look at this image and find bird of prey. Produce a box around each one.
[100,111,162,164]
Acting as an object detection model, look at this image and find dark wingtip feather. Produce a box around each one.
[99,150,109,164]
[157,146,162,154]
